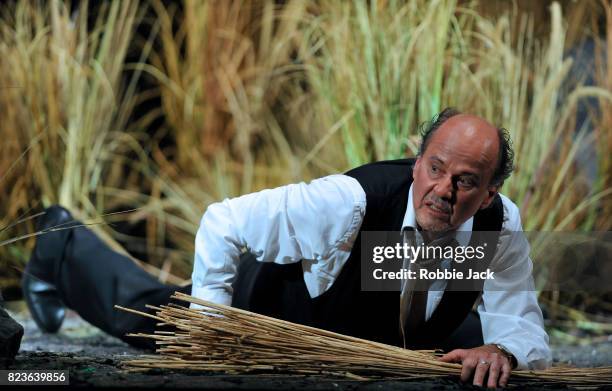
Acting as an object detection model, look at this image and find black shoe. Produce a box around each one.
[21,206,75,333]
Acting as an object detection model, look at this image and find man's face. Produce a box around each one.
[412,115,499,234]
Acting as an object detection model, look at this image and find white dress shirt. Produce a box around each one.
[191,174,552,369]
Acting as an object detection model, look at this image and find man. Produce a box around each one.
[23,108,550,388]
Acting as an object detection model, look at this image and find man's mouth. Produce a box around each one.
[425,202,450,216]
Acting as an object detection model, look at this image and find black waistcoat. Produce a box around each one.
[234,159,504,348]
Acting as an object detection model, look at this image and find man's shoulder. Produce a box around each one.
[345,158,416,175]
[344,158,415,196]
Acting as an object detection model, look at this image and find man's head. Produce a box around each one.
[412,108,514,234]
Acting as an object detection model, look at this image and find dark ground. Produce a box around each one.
[3,302,611,389]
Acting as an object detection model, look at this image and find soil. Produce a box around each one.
[3,303,611,389]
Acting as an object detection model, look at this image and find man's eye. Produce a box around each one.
[430,165,439,174]
[458,178,475,188]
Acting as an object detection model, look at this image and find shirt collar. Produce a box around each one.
[401,183,473,247]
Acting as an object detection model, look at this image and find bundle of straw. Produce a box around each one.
[118,292,612,388]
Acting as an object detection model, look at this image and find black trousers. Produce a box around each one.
[55,224,483,350]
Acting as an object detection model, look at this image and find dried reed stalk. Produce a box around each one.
[117,292,612,388]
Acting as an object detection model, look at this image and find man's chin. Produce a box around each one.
[423,225,452,234]
[415,216,453,233]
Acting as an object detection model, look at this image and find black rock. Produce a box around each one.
[0,307,24,361]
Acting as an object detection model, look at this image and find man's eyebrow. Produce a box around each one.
[428,155,481,179]
[428,156,445,165]
[457,171,482,184]
[460,173,480,181]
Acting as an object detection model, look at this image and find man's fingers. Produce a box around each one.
[438,348,513,387]
[439,349,465,363]
[460,357,477,383]
[441,346,514,388]
[472,358,489,387]
[499,361,512,387]
[486,360,502,388]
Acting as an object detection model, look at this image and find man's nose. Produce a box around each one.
[433,175,454,199]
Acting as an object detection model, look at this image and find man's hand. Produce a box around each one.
[439,344,513,388]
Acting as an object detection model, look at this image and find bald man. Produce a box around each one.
[24,108,551,388]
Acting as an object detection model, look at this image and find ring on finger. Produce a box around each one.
[479,359,490,366]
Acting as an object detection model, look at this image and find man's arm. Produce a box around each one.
[478,194,551,370]
[441,194,551,387]
[190,174,366,307]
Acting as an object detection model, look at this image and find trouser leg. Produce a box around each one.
[55,224,190,349]
[54,228,288,349]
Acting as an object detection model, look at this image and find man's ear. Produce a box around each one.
[479,185,498,210]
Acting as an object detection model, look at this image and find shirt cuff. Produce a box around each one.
[497,340,550,370]
[499,341,528,370]
[190,285,232,309]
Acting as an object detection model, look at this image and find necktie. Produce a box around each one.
[399,232,459,348]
